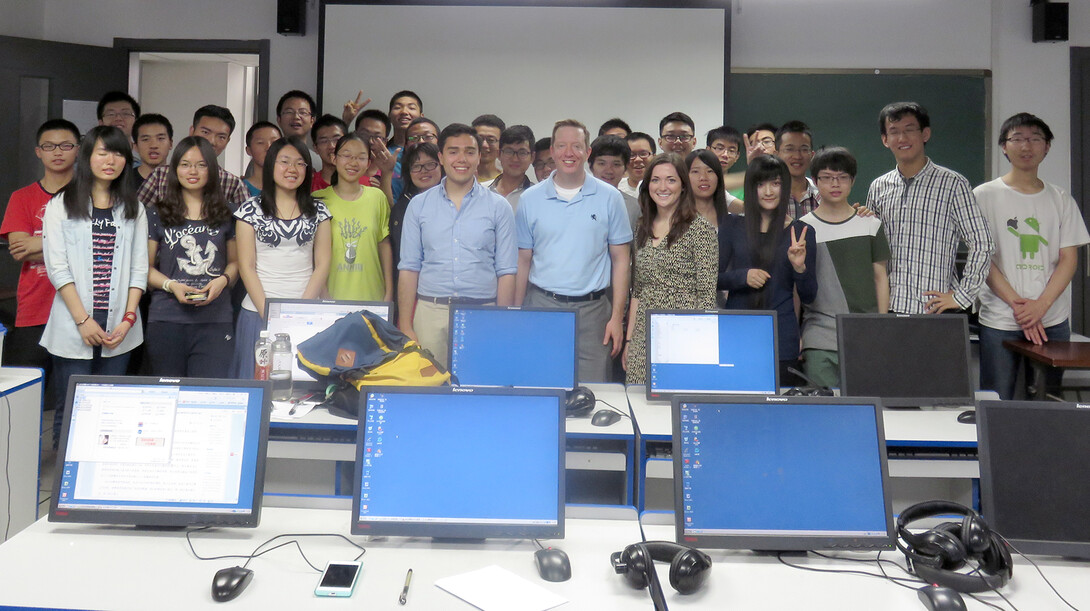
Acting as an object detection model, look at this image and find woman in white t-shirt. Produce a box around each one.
[975,113,1090,399]
[230,136,332,378]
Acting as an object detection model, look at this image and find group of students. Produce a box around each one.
[3,89,1086,443]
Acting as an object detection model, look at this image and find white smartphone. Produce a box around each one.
[314,561,362,597]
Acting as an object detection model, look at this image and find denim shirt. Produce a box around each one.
[40,195,148,359]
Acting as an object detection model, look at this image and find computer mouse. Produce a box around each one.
[591,409,622,427]
[211,566,254,602]
[534,547,572,582]
[956,410,977,424]
[917,585,966,611]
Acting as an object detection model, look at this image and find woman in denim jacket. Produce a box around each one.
[41,125,148,445]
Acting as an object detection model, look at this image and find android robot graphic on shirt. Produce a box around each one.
[1006,217,1048,260]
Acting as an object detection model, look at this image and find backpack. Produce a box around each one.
[295,310,450,417]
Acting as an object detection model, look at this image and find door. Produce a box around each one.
[0,35,127,312]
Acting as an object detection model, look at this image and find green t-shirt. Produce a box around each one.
[313,185,390,301]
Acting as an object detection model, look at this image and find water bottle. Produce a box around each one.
[253,330,271,381]
[270,333,294,401]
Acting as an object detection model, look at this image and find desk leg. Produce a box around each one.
[1032,361,1048,400]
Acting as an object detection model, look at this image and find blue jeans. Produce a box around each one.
[979,321,1070,400]
[51,342,132,448]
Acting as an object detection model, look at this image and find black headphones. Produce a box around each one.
[896,501,1012,593]
[565,386,596,418]
[611,541,712,596]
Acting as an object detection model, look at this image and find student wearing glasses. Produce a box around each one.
[658,112,697,156]
[866,102,993,315]
[405,117,440,147]
[314,133,393,302]
[309,114,349,192]
[532,138,555,183]
[775,120,819,220]
[489,125,536,210]
[97,91,140,139]
[145,137,238,377]
[706,125,745,207]
[390,141,443,297]
[472,114,506,183]
[1,119,80,384]
[619,132,656,200]
[231,136,332,377]
[276,90,322,167]
[975,112,1089,399]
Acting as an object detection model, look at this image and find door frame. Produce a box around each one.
[1070,47,1089,335]
[113,38,270,122]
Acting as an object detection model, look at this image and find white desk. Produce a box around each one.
[625,386,983,510]
[0,367,44,543]
[0,506,645,610]
[266,384,637,505]
[638,521,1090,610]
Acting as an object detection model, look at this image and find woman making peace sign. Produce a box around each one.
[718,154,816,386]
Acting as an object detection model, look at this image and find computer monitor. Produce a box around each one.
[449,305,577,390]
[49,376,271,528]
[646,309,778,401]
[838,313,974,408]
[265,299,392,386]
[352,386,565,539]
[977,400,1090,559]
[673,395,895,551]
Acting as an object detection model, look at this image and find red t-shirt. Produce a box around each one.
[310,171,372,192]
[0,182,56,327]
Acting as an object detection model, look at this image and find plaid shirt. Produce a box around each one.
[136,165,249,209]
[866,159,994,314]
[789,177,821,220]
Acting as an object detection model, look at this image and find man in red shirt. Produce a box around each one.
[1,118,79,381]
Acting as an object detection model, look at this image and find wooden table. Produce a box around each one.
[1002,340,1090,399]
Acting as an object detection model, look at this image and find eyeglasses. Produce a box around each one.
[1004,136,1047,146]
[629,151,653,160]
[710,144,739,155]
[178,161,209,172]
[780,145,813,155]
[336,153,369,164]
[479,136,499,146]
[316,136,343,147]
[276,159,309,170]
[756,137,776,147]
[532,159,556,171]
[661,134,694,143]
[410,161,439,173]
[102,110,135,120]
[407,133,438,144]
[885,126,922,138]
[37,142,77,151]
[500,148,532,160]
[279,109,313,119]
[815,173,852,185]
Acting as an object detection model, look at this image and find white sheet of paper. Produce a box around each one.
[270,400,318,419]
[434,565,568,611]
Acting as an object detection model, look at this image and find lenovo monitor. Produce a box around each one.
[50,376,271,528]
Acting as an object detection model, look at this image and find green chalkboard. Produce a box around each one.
[727,71,990,198]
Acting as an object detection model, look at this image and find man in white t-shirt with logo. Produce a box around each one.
[975,112,1090,399]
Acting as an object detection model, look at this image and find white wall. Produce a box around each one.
[26,0,1089,190]
[0,0,44,40]
[40,0,318,120]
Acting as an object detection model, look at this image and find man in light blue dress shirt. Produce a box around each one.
[398,123,518,366]
[515,119,633,383]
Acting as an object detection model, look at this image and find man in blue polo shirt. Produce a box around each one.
[515,119,633,383]
[398,123,518,367]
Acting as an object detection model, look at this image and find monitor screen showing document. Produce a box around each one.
[978,400,1090,559]
[50,376,270,528]
[837,313,973,407]
[646,310,778,400]
[265,299,391,384]
[673,395,894,551]
[352,387,565,539]
[449,305,577,389]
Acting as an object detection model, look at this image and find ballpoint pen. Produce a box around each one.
[399,568,413,605]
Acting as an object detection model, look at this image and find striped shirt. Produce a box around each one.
[137,165,249,209]
[866,159,994,314]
